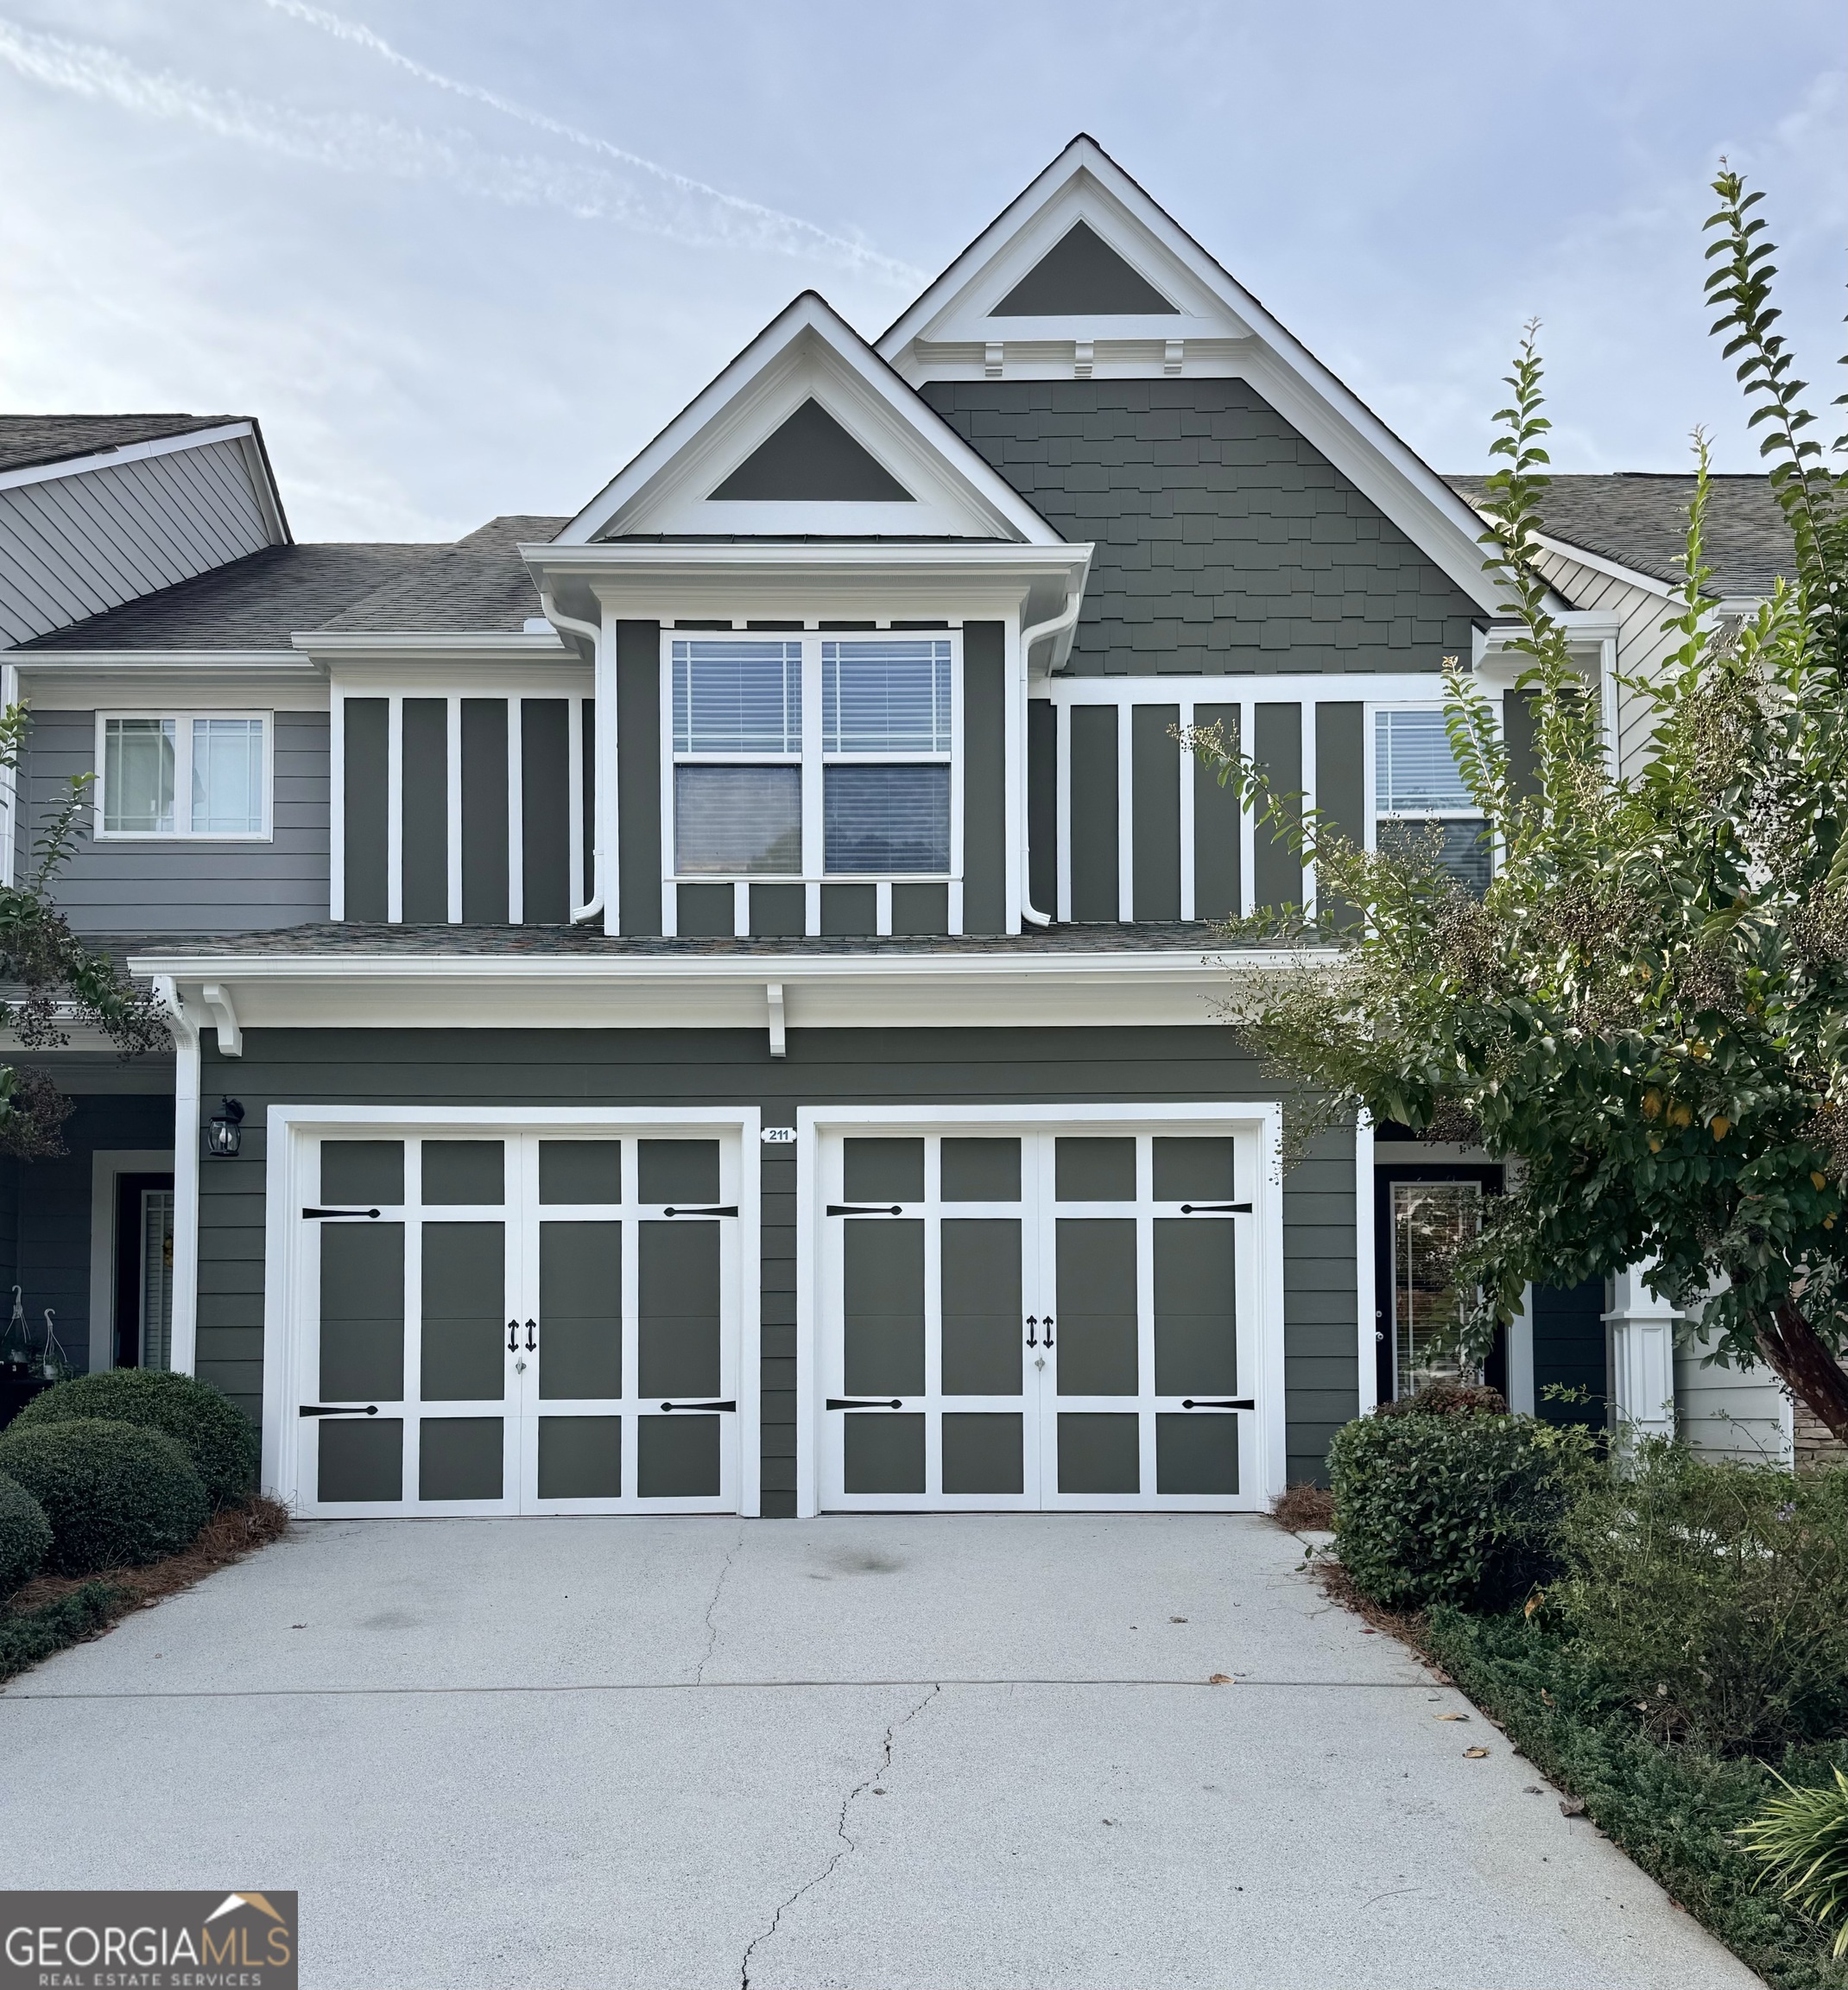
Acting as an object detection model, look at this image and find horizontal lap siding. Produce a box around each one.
[921,379,1479,676]
[196,1027,1360,1512]
[25,710,330,933]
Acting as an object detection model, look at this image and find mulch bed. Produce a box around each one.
[1,1496,289,1684]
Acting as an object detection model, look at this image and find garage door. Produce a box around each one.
[818,1126,1262,1511]
[293,1128,743,1516]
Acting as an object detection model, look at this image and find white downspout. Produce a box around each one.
[542,589,609,925]
[1017,590,1084,926]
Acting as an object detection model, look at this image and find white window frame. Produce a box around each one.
[93,710,274,842]
[1370,700,1490,883]
[660,630,964,924]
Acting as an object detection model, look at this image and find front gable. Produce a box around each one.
[881,136,1501,616]
[554,294,1061,546]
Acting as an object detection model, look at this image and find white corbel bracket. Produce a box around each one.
[766,982,786,1059]
[200,982,243,1058]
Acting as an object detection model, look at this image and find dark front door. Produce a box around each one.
[114,1172,176,1369]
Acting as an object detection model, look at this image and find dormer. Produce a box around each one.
[555,293,1060,546]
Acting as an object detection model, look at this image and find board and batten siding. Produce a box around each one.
[20,710,329,934]
[193,1025,1360,1511]
[0,439,275,649]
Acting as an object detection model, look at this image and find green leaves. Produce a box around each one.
[1190,166,1848,1435]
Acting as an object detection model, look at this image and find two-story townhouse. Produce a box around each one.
[0,137,1800,1518]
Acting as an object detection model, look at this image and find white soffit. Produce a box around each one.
[880,136,1505,613]
[555,293,1062,547]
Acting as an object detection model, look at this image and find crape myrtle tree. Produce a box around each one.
[0,707,165,1155]
[1187,168,1848,1440]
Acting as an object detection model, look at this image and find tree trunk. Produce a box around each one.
[1756,1296,1848,1444]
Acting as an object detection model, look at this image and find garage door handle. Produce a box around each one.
[1180,1203,1251,1214]
[300,1404,380,1416]
[661,1206,737,1218]
[302,1207,382,1220]
[826,1205,904,1217]
[1180,1398,1254,1411]
[826,1397,904,1410]
[658,1400,736,1412]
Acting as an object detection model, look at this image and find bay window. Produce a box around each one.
[669,633,957,882]
[1373,707,1490,892]
[98,713,269,839]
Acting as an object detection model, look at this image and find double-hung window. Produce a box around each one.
[669,635,955,880]
[98,713,270,839]
[1374,707,1490,891]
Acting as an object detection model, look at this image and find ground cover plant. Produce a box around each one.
[0,1495,288,1686]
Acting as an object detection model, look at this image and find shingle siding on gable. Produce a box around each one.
[921,378,1482,676]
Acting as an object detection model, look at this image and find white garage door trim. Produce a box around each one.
[793,1102,1286,1518]
[260,1105,763,1516]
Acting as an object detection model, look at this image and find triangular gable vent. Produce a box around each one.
[990,219,1177,317]
[708,397,913,502]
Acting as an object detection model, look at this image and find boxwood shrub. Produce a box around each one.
[1329,1399,1598,1612]
[13,1369,258,1508]
[0,1418,208,1575]
[0,1468,52,1596]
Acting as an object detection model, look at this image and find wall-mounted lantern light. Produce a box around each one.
[204,1097,246,1159]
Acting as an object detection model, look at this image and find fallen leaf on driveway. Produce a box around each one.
[1560,1796,1586,1816]
[1207,1673,1232,1684]
[1434,1713,1470,1722]
[1464,1746,1489,1759]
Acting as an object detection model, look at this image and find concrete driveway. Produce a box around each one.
[1,1515,1756,1990]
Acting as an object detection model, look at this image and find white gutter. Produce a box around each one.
[1016,589,1085,926]
[541,588,609,925]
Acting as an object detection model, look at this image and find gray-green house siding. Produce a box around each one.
[921,378,1483,677]
[194,1024,1358,1509]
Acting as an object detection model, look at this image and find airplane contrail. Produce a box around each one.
[0,13,920,280]
[261,0,921,282]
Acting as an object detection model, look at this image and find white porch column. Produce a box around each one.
[1605,1262,1677,1446]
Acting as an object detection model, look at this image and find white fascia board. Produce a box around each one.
[881,137,1502,614]
[136,944,1333,1033]
[14,650,313,671]
[531,539,1092,626]
[554,293,1060,548]
[1531,531,1679,599]
[0,421,256,494]
[291,631,570,663]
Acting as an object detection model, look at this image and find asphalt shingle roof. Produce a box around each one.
[127,920,1245,960]
[0,414,240,475]
[22,543,434,650]
[1444,472,1794,599]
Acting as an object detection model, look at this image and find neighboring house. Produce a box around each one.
[0,137,1798,1516]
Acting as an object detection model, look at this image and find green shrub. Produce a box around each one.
[0,1468,51,1596]
[0,1582,123,1685]
[13,1368,258,1507]
[0,1418,207,1575]
[1329,1403,1597,1611]
[1554,1447,1848,1756]
[1738,1769,1848,1959]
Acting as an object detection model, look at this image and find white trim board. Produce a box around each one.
[85,1149,177,1374]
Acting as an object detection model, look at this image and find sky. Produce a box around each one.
[1,0,1842,544]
